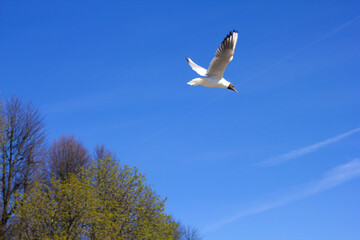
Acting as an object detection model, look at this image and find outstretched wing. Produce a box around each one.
[186,57,207,76]
[206,30,238,79]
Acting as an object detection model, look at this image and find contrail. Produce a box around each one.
[203,159,360,233]
[258,127,360,167]
[236,14,360,88]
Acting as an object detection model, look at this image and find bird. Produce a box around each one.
[186,30,238,93]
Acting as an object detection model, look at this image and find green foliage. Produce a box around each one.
[15,175,97,239]
[15,156,179,239]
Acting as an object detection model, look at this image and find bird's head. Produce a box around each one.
[227,83,238,93]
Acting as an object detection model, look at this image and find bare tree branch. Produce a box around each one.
[179,224,202,240]
[47,135,90,181]
[0,96,46,239]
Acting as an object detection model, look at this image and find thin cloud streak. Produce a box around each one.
[258,127,360,167]
[204,159,360,233]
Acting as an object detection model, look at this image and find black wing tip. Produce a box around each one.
[224,30,238,39]
[186,57,189,62]
[217,30,238,53]
[230,29,238,35]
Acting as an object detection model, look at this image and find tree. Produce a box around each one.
[94,144,114,162]
[1,97,197,239]
[15,175,97,239]
[0,97,46,239]
[179,225,202,240]
[47,135,90,181]
[15,155,179,239]
[0,101,5,168]
[89,156,179,239]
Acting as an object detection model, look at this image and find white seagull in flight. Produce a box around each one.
[186,30,239,93]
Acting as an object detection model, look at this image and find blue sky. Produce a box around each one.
[1,1,360,239]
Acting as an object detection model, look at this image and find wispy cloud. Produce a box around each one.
[204,159,360,233]
[258,127,360,167]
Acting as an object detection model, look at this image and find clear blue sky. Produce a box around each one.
[1,1,360,239]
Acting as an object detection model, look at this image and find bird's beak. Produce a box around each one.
[228,84,238,93]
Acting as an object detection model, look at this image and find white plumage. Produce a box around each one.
[186,30,239,93]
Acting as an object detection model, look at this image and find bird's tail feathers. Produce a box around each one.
[187,78,205,86]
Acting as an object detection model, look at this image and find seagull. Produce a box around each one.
[186,30,239,93]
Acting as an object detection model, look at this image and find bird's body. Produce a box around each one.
[187,77,230,88]
[186,30,238,93]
